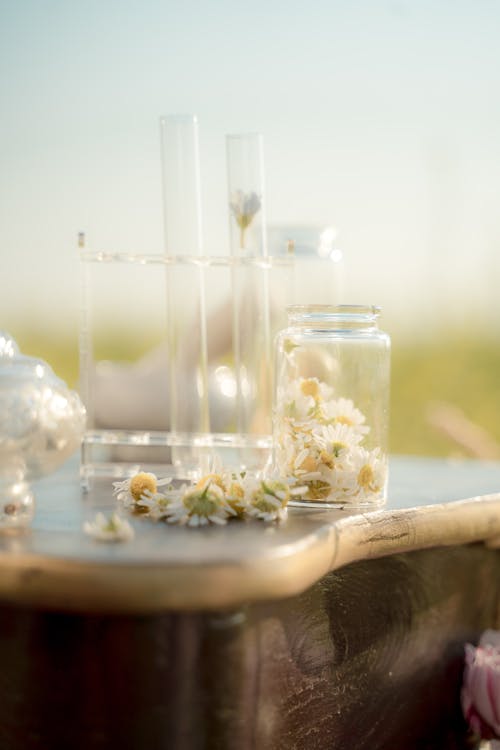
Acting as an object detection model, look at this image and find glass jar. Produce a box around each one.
[273,305,391,508]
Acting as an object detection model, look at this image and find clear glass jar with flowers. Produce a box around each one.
[273,305,391,508]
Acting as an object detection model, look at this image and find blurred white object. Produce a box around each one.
[0,332,86,529]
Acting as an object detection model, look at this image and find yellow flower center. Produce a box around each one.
[229,482,244,499]
[332,441,346,458]
[305,480,331,500]
[335,415,353,426]
[226,482,245,516]
[299,455,318,472]
[293,424,313,435]
[195,473,225,491]
[358,464,375,490]
[319,451,334,469]
[300,379,320,399]
[129,473,157,502]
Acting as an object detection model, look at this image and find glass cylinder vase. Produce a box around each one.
[273,305,391,508]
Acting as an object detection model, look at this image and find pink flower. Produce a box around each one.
[462,630,500,740]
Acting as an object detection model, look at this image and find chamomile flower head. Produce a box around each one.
[195,472,225,492]
[244,477,293,522]
[303,479,334,501]
[197,456,249,516]
[281,376,334,423]
[287,424,353,481]
[135,491,175,520]
[166,475,233,527]
[323,398,369,435]
[292,446,320,476]
[83,512,134,542]
[113,471,172,509]
[319,422,363,456]
[341,447,386,501]
[224,475,248,517]
[299,377,322,400]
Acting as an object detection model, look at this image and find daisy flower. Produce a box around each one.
[298,478,336,501]
[323,397,370,436]
[166,474,234,527]
[135,492,175,521]
[224,475,248,517]
[113,471,172,510]
[340,447,386,501]
[317,422,363,458]
[292,445,320,476]
[275,423,313,478]
[280,376,334,423]
[244,477,304,522]
[196,460,249,517]
[284,423,352,480]
[83,512,134,542]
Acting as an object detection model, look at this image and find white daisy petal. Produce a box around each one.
[294,448,309,470]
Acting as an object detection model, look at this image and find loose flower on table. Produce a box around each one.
[107,454,311,529]
[244,477,305,522]
[83,512,135,542]
[113,472,173,510]
[165,474,236,527]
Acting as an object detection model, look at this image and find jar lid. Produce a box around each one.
[287,304,380,325]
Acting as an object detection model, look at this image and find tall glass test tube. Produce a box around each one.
[226,133,272,439]
[160,115,204,257]
[160,115,210,474]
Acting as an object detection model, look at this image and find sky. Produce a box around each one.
[1,0,499,339]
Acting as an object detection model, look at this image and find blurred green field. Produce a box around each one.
[8,327,500,459]
[389,336,500,457]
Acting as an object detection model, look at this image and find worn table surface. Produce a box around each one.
[1,455,500,613]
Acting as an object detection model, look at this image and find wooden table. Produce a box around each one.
[1,456,500,749]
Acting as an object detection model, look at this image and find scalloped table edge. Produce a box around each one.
[1,492,499,614]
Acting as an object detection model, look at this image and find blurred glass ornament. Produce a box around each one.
[0,332,86,530]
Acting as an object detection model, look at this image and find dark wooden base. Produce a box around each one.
[1,544,498,749]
